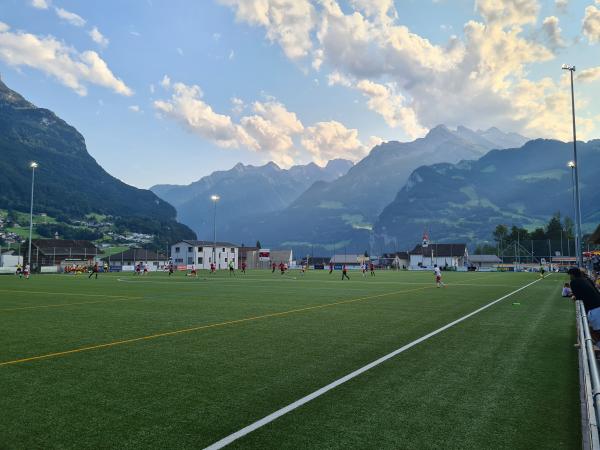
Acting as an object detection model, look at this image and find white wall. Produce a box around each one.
[171,242,239,270]
[0,255,22,267]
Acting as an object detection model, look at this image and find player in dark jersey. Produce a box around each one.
[341,264,350,280]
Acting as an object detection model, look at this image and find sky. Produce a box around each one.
[0,0,599,188]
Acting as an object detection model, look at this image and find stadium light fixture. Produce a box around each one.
[562,64,583,267]
[211,194,220,268]
[27,162,39,268]
[567,161,575,168]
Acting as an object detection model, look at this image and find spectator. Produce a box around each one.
[569,267,600,344]
[562,282,572,297]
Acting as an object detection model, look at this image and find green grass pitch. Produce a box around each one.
[0,269,580,448]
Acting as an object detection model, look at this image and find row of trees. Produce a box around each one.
[474,213,576,255]
[492,213,574,244]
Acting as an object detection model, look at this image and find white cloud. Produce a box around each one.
[89,27,109,48]
[231,97,245,114]
[54,7,86,27]
[578,66,600,83]
[228,49,235,60]
[154,79,379,166]
[583,5,600,43]
[474,0,540,27]
[154,82,256,150]
[160,75,171,88]
[129,105,141,113]
[542,16,565,49]
[217,0,316,59]
[31,0,50,9]
[301,121,379,165]
[0,23,132,96]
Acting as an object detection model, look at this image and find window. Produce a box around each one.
[225,257,228,263]
[198,257,203,264]
[187,257,193,264]
[175,247,180,253]
[188,247,193,252]
[222,247,225,252]
[231,248,234,252]
[175,258,183,263]
[198,247,203,252]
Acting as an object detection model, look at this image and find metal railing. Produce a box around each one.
[576,300,600,449]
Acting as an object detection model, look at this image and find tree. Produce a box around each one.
[493,224,508,242]
[507,226,529,242]
[563,216,575,239]
[546,213,563,241]
[474,244,498,255]
[530,227,546,240]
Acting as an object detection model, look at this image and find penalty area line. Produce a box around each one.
[204,276,545,450]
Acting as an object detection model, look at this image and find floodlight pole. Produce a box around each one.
[563,65,584,267]
[27,162,38,267]
[211,195,220,269]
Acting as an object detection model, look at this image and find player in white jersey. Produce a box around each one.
[433,264,445,288]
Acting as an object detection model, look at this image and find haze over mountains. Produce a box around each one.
[151,159,354,240]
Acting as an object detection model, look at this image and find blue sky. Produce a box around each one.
[0,0,599,188]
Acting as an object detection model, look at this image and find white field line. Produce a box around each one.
[204,276,546,449]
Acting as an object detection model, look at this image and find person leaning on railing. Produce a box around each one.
[569,267,600,345]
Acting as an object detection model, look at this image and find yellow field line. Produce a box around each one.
[0,286,431,367]
[0,296,144,312]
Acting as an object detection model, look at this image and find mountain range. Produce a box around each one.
[150,159,353,240]
[153,125,529,252]
[375,138,600,248]
[0,78,195,246]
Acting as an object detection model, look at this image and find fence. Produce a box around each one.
[576,300,600,450]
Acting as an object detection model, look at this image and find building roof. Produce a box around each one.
[330,254,364,264]
[30,239,97,256]
[178,240,240,248]
[409,243,467,257]
[101,248,168,262]
[468,254,501,263]
[381,252,410,260]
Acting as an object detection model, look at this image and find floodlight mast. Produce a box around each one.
[562,64,583,267]
[211,195,220,269]
[27,162,38,267]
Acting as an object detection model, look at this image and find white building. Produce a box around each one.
[171,240,239,270]
[409,243,468,269]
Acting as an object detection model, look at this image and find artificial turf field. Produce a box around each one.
[0,269,581,449]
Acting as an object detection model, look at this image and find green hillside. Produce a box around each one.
[0,79,195,247]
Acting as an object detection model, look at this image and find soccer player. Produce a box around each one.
[241,261,247,274]
[103,262,109,274]
[272,262,276,273]
[370,262,375,277]
[210,262,216,274]
[279,262,285,275]
[301,263,306,276]
[341,264,350,280]
[361,263,367,277]
[23,264,30,279]
[434,264,445,288]
[229,260,235,276]
[540,264,546,278]
[16,263,22,278]
[168,262,174,276]
[329,262,334,274]
[135,263,141,276]
[189,265,197,277]
[88,262,99,279]
[143,263,148,276]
